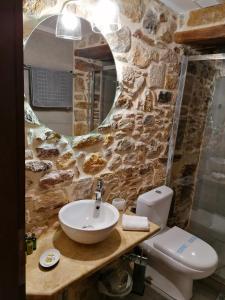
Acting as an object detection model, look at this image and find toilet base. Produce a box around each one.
[146,260,193,300]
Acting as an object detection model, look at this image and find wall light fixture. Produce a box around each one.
[91,0,121,34]
[56,0,82,40]
[56,0,121,40]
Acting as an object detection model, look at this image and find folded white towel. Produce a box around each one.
[122,214,149,231]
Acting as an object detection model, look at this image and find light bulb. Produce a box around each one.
[61,12,79,31]
[56,13,82,40]
[56,0,82,40]
[91,0,121,34]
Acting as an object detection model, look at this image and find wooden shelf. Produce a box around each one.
[174,24,225,46]
[74,44,113,61]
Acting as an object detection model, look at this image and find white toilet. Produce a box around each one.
[136,185,218,300]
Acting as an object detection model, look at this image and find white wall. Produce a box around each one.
[24,28,74,136]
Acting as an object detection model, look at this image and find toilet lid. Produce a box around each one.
[153,226,218,271]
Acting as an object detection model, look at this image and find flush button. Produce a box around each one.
[155,190,162,194]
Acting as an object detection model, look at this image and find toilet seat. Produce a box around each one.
[141,226,218,300]
[153,226,218,272]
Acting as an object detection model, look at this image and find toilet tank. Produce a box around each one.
[136,185,173,230]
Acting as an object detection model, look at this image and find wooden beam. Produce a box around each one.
[74,44,113,61]
[174,24,225,46]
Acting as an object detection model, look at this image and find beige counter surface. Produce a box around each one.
[26,215,160,297]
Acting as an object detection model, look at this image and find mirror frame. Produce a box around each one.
[23,7,121,141]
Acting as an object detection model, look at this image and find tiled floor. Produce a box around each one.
[123,285,167,300]
[121,280,224,300]
[192,281,220,300]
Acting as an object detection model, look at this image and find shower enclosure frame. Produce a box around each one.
[166,53,225,292]
[166,53,225,185]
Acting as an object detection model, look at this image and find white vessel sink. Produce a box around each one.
[58,200,120,244]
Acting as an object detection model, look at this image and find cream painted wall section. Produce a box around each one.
[24,28,74,136]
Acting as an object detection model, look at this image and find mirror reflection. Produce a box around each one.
[24,15,117,136]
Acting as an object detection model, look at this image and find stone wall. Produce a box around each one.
[24,0,183,235]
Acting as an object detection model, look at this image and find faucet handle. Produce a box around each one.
[97,179,103,191]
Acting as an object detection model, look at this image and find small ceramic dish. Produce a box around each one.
[39,248,60,268]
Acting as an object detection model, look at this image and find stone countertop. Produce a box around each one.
[26,214,160,297]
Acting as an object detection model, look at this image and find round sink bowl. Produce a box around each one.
[58,200,120,244]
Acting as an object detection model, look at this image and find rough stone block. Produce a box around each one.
[115,131,127,140]
[74,109,87,122]
[73,134,103,149]
[74,122,89,136]
[135,142,147,152]
[39,170,74,188]
[115,93,132,109]
[159,49,179,64]
[75,101,88,109]
[108,154,122,171]
[123,153,137,165]
[139,89,155,112]
[36,146,59,159]
[75,77,85,92]
[132,130,141,138]
[56,151,76,169]
[148,64,166,88]
[119,0,144,22]
[133,29,155,46]
[104,149,113,159]
[165,74,178,90]
[143,7,159,34]
[139,163,154,175]
[25,160,53,172]
[106,26,131,53]
[122,66,145,95]
[72,177,94,200]
[143,115,155,126]
[115,138,135,153]
[34,190,68,210]
[129,41,158,69]
[103,135,114,147]
[83,153,107,175]
[98,124,112,134]
[113,114,123,121]
[118,118,135,131]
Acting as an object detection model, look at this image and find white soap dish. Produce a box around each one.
[39,248,60,268]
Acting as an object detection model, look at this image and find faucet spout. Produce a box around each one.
[95,179,104,210]
[97,178,103,192]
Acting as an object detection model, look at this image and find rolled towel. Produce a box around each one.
[122,214,149,231]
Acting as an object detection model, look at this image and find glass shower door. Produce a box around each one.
[167,55,225,291]
[189,73,225,285]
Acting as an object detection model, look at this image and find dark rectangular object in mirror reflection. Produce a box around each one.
[30,66,73,109]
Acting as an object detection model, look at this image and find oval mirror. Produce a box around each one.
[24,15,117,136]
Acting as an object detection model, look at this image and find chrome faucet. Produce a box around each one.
[95,179,104,210]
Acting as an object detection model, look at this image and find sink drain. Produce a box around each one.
[82,225,94,229]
